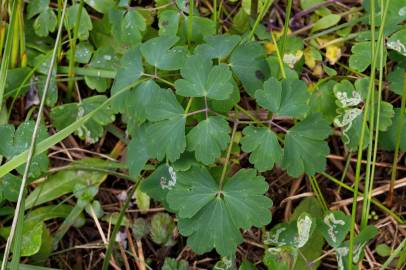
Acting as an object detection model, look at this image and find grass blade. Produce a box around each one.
[0,0,18,111]
[0,0,69,267]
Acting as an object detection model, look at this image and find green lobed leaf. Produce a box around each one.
[51,95,115,144]
[0,121,49,178]
[229,41,270,96]
[187,116,230,165]
[167,166,272,256]
[65,5,93,41]
[282,114,331,177]
[195,34,241,59]
[140,35,187,70]
[240,126,282,172]
[318,211,351,248]
[175,55,234,100]
[33,8,57,37]
[255,78,310,118]
[127,126,149,178]
[158,10,180,36]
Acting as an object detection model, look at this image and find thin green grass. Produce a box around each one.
[0,0,18,112]
[0,0,69,267]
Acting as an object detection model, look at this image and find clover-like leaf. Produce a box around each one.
[175,55,234,100]
[195,34,241,59]
[140,35,187,70]
[84,0,116,14]
[158,10,180,36]
[65,5,93,41]
[318,211,350,248]
[282,114,331,177]
[85,47,120,92]
[387,28,406,56]
[187,116,230,165]
[0,121,49,178]
[120,9,146,44]
[240,126,282,172]
[33,8,57,37]
[376,101,394,131]
[379,108,406,151]
[167,166,272,256]
[111,47,144,113]
[229,41,269,96]
[50,95,115,144]
[349,42,387,72]
[145,88,186,161]
[128,126,150,178]
[255,78,309,118]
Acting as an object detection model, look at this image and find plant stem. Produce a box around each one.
[387,72,406,206]
[0,0,68,268]
[280,0,293,57]
[219,120,238,190]
[0,0,18,112]
[67,0,84,100]
[348,1,389,267]
[188,0,194,46]
[271,31,286,79]
[247,0,272,41]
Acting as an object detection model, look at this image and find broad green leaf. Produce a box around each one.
[158,10,179,36]
[27,0,49,18]
[345,112,370,151]
[349,42,386,72]
[162,257,188,270]
[230,41,270,96]
[150,213,175,246]
[175,55,234,100]
[0,121,49,178]
[290,198,324,270]
[167,166,272,256]
[387,28,406,56]
[84,0,117,14]
[240,126,282,172]
[127,126,149,178]
[376,244,392,257]
[51,95,115,144]
[388,66,405,96]
[144,88,186,161]
[379,108,406,151]
[146,117,186,162]
[25,204,75,223]
[263,246,298,270]
[376,101,394,131]
[312,14,341,32]
[282,114,331,177]
[65,5,93,41]
[318,211,350,248]
[187,116,230,165]
[140,35,187,70]
[134,187,150,213]
[0,174,21,202]
[140,164,174,205]
[124,80,161,126]
[25,164,106,209]
[335,226,378,269]
[21,221,44,256]
[72,42,93,64]
[33,8,57,37]
[239,260,257,270]
[85,47,120,92]
[120,9,146,44]
[255,78,310,118]
[36,75,58,107]
[180,16,216,43]
[309,80,337,122]
[111,47,144,112]
[195,35,241,59]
